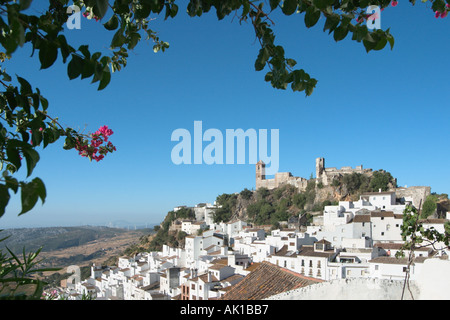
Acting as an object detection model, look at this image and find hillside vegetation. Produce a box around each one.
[139,170,403,254]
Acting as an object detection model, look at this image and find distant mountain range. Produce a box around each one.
[0,225,152,257]
[107,220,157,230]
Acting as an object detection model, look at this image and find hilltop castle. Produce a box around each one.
[256,157,373,191]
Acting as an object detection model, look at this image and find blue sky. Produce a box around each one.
[1,2,449,228]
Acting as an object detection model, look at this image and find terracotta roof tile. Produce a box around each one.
[220,261,322,300]
[353,215,371,223]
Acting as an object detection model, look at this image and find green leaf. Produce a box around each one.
[386,34,395,50]
[170,3,179,17]
[4,175,19,194]
[81,59,95,79]
[323,14,340,34]
[63,136,75,150]
[18,178,45,216]
[22,146,40,177]
[95,0,109,18]
[373,37,387,51]
[19,0,32,10]
[363,38,377,52]
[17,76,32,95]
[128,32,141,50]
[98,70,111,91]
[282,0,298,15]
[255,47,270,71]
[67,55,84,80]
[286,58,297,67]
[304,7,320,28]
[32,177,46,205]
[270,0,281,10]
[111,30,126,48]
[6,140,22,171]
[0,185,11,218]
[432,0,445,11]
[78,45,91,59]
[39,42,58,69]
[333,26,349,42]
[10,19,25,52]
[57,35,72,63]
[313,0,327,10]
[104,14,119,31]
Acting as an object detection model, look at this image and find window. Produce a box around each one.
[301,259,304,267]
[309,260,313,268]
[381,232,384,236]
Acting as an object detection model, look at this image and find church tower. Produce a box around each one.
[256,160,266,189]
[316,157,324,179]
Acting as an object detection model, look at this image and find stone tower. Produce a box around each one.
[316,157,324,179]
[256,160,266,188]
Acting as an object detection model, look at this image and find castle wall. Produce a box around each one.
[257,158,374,192]
[256,174,308,192]
[317,157,373,186]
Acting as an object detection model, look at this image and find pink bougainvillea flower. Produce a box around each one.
[75,126,116,162]
[391,1,398,7]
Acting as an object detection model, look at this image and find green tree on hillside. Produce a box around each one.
[421,194,438,219]
[369,170,396,192]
